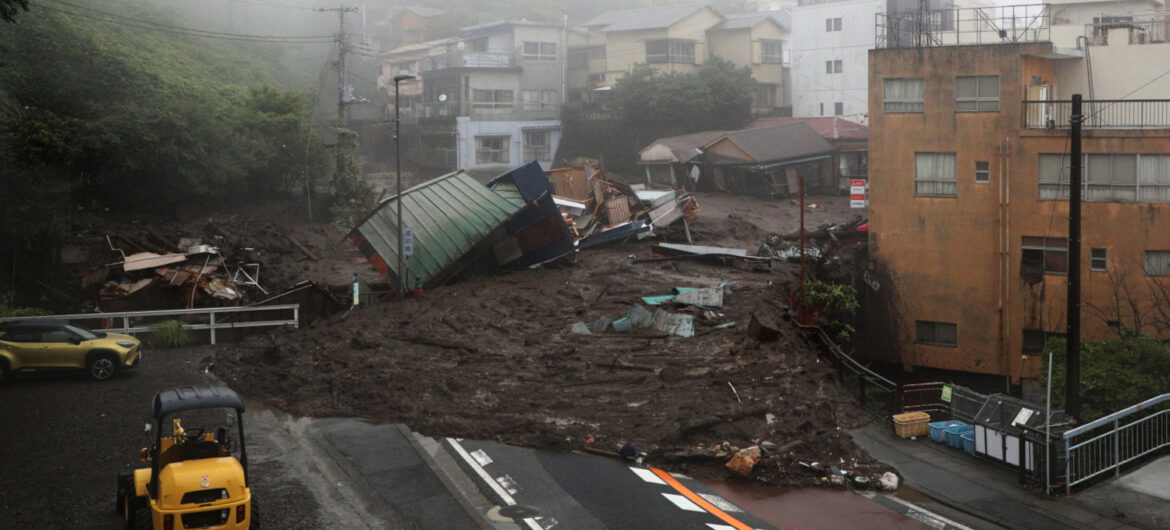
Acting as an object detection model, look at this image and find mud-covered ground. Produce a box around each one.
[200,192,892,486]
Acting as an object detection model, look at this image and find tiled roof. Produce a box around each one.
[582,4,711,33]
[744,116,869,142]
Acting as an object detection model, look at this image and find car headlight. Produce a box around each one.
[116,341,137,348]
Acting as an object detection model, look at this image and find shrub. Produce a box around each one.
[804,280,860,345]
[150,320,193,348]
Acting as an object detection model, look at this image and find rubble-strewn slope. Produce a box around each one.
[211,194,891,485]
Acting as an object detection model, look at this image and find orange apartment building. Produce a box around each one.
[863,5,1170,385]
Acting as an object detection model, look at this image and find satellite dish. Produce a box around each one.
[438,94,448,102]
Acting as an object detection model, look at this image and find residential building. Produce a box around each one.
[863,3,1170,386]
[638,129,728,189]
[701,122,837,196]
[388,20,566,174]
[569,5,792,115]
[746,116,868,189]
[789,0,884,120]
[708,11,792,113]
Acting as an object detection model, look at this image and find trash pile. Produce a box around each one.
[757,218,868,282]
[569,284,736,338]
[547,159,701,249]
[81,240,268,312]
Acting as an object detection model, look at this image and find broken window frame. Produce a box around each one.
[475,135,510,164]
[915,320,957,347]
[955,75,999,112]
[1021,235,1069,276]
[914,152,957,197]
[883,78,924,113]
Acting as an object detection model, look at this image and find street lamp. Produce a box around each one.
[393,73,416,299]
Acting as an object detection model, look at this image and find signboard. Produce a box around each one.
[352,283,360,306]
[402,227,415,257]
[1012,407,1035,427]
[941,385,953,403]
[849,179,867,209]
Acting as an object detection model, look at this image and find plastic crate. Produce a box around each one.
[946,424,974,449]
[929,420,965,443]
[892,412,931,438]
[961,432,976,455]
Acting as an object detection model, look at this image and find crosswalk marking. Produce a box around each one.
[630,467,667,485]
[662,493,706,512]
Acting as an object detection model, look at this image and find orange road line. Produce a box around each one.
[649,467,754,530]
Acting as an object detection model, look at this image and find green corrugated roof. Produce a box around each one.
[355,171,523,288]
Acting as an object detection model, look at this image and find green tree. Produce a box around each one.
[804,281,860,345]
[1041,332,1170,422]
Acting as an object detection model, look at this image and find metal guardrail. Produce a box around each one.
[790,318,897,420]
[1062,393,1170,494]
[876,4,1049,49]
[0,304,300,345]
[1022,99,1170,130]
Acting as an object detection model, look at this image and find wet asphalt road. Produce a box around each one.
[0,346,321,529]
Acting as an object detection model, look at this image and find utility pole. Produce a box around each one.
[1066,94,1084,420]
[320,4,359,128]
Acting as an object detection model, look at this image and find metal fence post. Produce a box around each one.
[210,311,216,345]
[294,306,300,329]
[1114,418,1120,477]
[1065,436,1072,495]
[124,316,131,336]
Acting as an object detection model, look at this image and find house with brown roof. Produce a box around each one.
[700,122,836,197]
[746,116,868,190]
[638,129,727,189]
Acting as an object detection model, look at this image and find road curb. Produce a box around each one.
[397,426,496,530]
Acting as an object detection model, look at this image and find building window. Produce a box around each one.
[834,102,843,115]
[476,136,510,164]
[1022,236,1069,275]
[646,39,695,64]
[826,17,842,31]
[883,78,924,113]
[754,85,776,108]
[523,130,551,162]
[826,60,842,74]
[646,164,674,186]
[761,40,783,63]
[956,75,999,112]
[819,103,824,116]
[1087,154,1137,202]
[567,48,588,69]
[1146,250,1170,276]
[916,321,957,347]
[1023,330,1064,354]
[471,89,513,110]
[1091,248,1108,271]
[975,161,990,183]
[914,152,957,197]
[520,90,557,110]
[522,41,557,61]
[1040,153,1170,202]
[825,61,832,74]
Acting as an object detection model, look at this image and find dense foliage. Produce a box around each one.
[0,1,331,306]
[610,58,757,135]
[1041,332,1170,422]
[804,280,860,345]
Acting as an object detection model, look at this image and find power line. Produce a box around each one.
[231,0,326,12]
[40,0,335,43]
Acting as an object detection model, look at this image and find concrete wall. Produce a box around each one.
[1053,30,1170,99]
[455,116,562,172]
[791,0,882,120]
[867,41,1170,381]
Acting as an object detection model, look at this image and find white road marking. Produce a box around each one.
[707,525,737,530]
[661,492,706,512]
[496,474,520,495]
[856,491,973,530]
[447,438,542,530]
[698,493,744,513]
[470,448,493,466]
[630,467,667,485]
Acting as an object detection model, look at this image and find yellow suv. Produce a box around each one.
[0,320,141,381]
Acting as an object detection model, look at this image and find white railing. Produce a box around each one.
[1062,393,1170,493]
[0,304,299,345]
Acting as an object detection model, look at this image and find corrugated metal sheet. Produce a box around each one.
[352,171,523,289]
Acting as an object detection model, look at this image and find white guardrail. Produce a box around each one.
[0,304,299,345]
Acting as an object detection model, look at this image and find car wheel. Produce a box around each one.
[89,353,117,381]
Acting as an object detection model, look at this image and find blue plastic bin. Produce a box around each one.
[929,421,965,443]
[960,431,976,455]
[946,424,974,449]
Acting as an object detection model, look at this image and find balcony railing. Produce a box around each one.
[1084,15,1170,46]
[420,51,515,72]
[876,4,1049,49]
[1022,100,1170,130]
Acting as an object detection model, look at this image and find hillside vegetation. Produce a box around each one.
[0,0,330,305]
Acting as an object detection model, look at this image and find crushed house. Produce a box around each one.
[700,122,837,197]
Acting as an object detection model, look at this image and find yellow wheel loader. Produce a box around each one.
[117,386,253,529]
